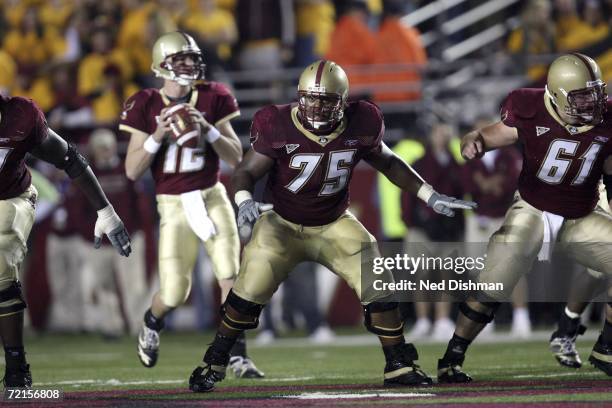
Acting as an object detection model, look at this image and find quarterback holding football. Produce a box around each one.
[121,31,262,378]
[437,53,612,382]
[188,60,476,392]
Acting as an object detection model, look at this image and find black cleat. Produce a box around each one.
[437,358,472,383]
[383,343,433,387]
[189,365,226,392]
[3,364,32,388]
[588,335,612,376]
[549,325,586,369]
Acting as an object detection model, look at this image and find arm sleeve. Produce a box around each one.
[118,93,148,135]
[359,101,385,155]
[500,91,521,129]
[212,83,240,126]
[31,101,49,146]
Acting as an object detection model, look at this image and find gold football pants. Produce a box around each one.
[232,210,389,305]
[479,191,612,300]
[0,185,36,312]
[156,182,239,307]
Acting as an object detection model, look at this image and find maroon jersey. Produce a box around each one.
[251,101,384,226]
[501,88,612,218]
[0,95,48,200]
[119,82,239,195]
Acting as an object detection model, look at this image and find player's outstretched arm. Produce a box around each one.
[231,149,275,239]
[365,142,476,217]
[461,121,518,160]
[31,129,132,256]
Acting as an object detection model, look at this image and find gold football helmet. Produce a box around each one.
[297,60,349,132]
[545,53,607,125]
[151,32,205,86]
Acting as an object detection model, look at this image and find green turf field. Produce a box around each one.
[2,331,611,406]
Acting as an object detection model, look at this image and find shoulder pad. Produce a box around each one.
[250,105,287,149]
[346,100,384,147]
[501,88,541,120]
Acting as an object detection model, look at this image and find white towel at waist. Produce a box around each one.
[180,189,217,241]
[537,211,564,261]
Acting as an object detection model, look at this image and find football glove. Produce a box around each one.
[94,205,132,257]
[418,183,477,217]
[235,191,273,241]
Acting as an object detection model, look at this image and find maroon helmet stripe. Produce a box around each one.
[572,53,595,81]
[315,60,327,87]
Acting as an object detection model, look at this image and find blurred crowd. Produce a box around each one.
[1,0,610,338]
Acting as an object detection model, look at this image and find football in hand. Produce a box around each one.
[166,104,200,147]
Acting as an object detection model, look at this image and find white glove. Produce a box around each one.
[417,183,477,217]
[94,205,132,257]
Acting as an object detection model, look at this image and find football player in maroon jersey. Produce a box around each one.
[437,53,612,382]
[121,32,262,377]
[188,60,477,392]
[0,95,131,388]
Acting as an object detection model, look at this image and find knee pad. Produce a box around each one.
[459,301,499,324]
[0,281,26,315]
[221,290,264,331]
[363,301,404,338]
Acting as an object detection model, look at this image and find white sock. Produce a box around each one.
[564,306,581,320]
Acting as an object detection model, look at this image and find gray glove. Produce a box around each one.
[427,192,477,217]
[237,199,273,241]
[94,205,132,257]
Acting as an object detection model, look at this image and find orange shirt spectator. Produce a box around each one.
[325,4,377,97]
[373,15,427,102]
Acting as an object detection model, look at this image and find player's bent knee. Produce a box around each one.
[0,281,27,315]
[459,301,499,324]
[221,290,265,331]
[161,287,190,309]
[363,301,404,337]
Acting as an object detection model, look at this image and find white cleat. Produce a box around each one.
[137,325,160,368]
[229,356,265,378]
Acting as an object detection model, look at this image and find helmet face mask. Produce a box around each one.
[546,53,608,126]
[564,80,607,124]
[296,60,349,133]
[160,51,206,85]
[297,91,344,132]
[152,32,206,86]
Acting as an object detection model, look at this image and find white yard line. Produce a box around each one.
[282,392,435,399]
[512,372,584,379]
[36,379,185,387]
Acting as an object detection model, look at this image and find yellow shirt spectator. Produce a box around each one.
[4,27,66,67]
[39,0,74,29]
[296,0,335,57]
[12,76,54,112]
[78,49,134,96]
[0,50,17,93]
[181,0,237,61]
